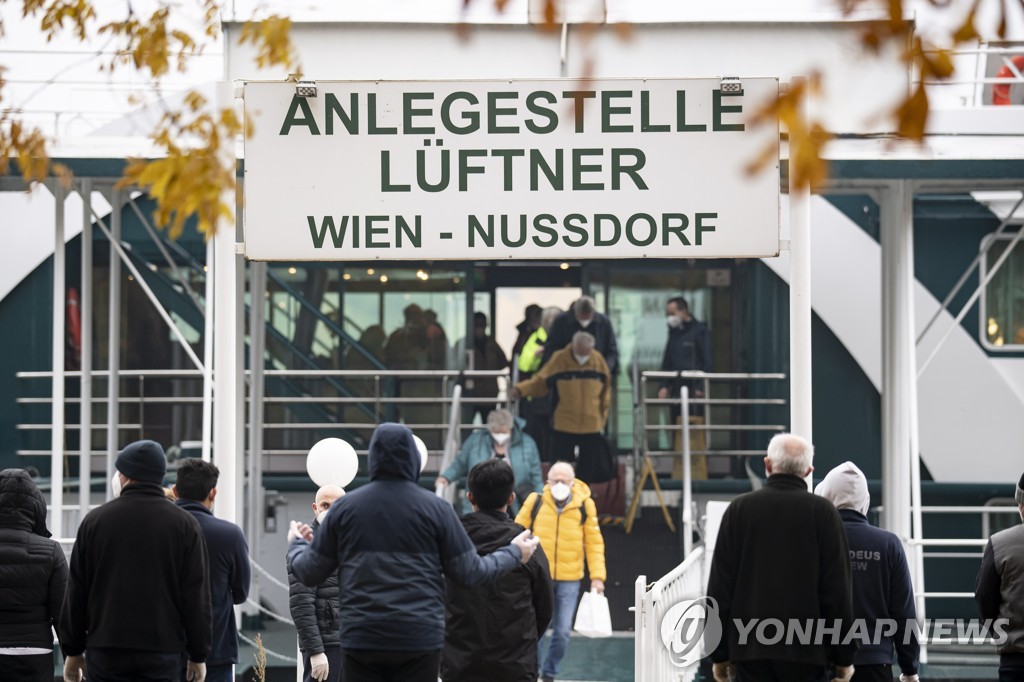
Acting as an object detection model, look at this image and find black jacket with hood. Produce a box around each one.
[441,510,553,682]
[815,462,919,676]
[287,517,341,653]
[287,422,524,651]
[0,468,68,649]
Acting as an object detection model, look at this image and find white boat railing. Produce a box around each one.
[634,545,706,682]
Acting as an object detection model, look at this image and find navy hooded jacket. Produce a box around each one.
[287,423,523,651]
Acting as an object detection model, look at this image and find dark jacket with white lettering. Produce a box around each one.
[838,509,919,674]
[287,423,523,651]
[707,474,856,667]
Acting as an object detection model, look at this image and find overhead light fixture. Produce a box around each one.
[367,268,375,275]
[342,273,351,281]
[287,267,297,275]
[559,262,569,270]
[380,275,389,283]
[720,76,743,96]
[296,80,318,98]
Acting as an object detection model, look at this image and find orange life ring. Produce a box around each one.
[992,55,1024,106]
[66,287,82,367]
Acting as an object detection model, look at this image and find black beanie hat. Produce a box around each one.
[1016,472,1024,506]
[116,440,167,485]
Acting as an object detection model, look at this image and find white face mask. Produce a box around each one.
[578,318,592,329]
[111,472,123,498]
[316,511,328,525]
[573,353,590,365]
[550,482,571,502]
[666,315,683,329]
[491,432,511,445]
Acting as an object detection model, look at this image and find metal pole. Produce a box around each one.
[234,247,246,526]
[681,386,692,557]
[51,182,66,539]
[202,238,215,463]
[213,80,239,525]
[788,86,813,460]
[79,179,93,523]
[247,262,267,619]
[881,180,913,540]
[106,189,122,499]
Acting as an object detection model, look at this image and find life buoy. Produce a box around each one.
[992,55,1024,106]
[66,287,82,369]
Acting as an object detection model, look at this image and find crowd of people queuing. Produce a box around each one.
[4,296,1023,682]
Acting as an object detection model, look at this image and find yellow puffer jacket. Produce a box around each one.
[514,480,606,582]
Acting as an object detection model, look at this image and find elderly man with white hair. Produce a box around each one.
[706,434,856,682]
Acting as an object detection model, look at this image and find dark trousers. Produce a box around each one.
[734,659,829,682]
[87,647,181,682]
[341,648,439,682]
[549,431,603,468]
[0,652,53,681]
[851,663,893,682]
[302,646,343,682]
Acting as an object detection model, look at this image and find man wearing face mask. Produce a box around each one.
[511,332,611,471]
[288,485,345,682]
[541,296,619,378]
[60,440,211,682]
[173,458,251,682]
[436,408,543,516]
[657,296,712,409]
[515,461,606,682]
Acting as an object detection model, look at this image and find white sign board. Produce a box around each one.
[242,78,779,261]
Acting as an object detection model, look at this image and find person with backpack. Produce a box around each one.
[514,461,606,682]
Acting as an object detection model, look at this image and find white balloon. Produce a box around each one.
[306,438,358,488]
[412,435,429,472]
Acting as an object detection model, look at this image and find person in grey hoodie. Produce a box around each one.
[816,462,920,682]
[976,471,1024,682]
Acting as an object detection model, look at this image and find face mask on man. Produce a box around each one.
[491,432,511,445]
[578,317,592,329]
[573,353,590,365]
[111,472,123,498]
[666,315,683,329]
[550,482,571,502]
[316,510,328,525]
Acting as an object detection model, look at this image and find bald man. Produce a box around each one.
[288,486,345,682]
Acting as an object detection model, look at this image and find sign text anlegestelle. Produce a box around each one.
[242,78,780,261]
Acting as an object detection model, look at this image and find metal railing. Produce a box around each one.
[634,546,706,682]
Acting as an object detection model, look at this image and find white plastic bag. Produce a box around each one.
[573,589,613,637]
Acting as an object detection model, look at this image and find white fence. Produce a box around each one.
[633,546,706,682]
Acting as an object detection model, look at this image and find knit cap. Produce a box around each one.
[115,440,167,485]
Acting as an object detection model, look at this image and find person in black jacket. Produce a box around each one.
[816,462,920,682]
[976,470,1024,682]
[442,459,553,682]
[60,440,211,682]
[541,296,620,377]
[657,296,712,414]
[288,484,345,682]
[173,458,251,682]
[707,434,855,682]
[0,468,68,681]
[286,422,539,682]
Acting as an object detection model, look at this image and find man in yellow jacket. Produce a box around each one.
[515,461,607,682]
[510,331,611,468]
